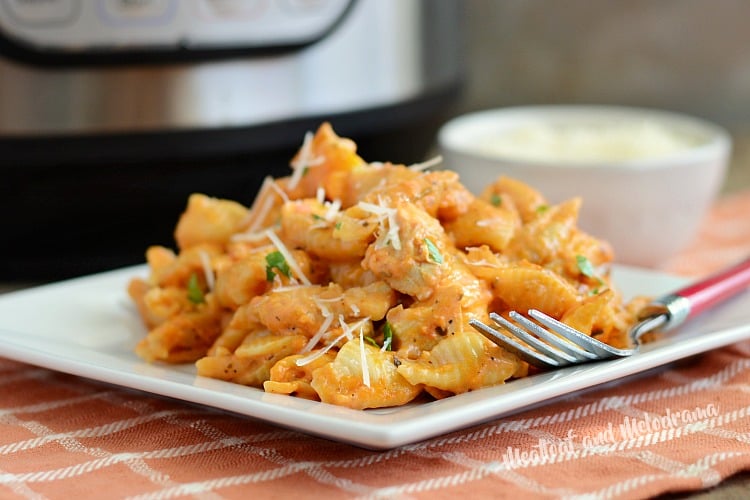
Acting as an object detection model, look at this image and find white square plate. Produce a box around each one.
[1,265,749,449]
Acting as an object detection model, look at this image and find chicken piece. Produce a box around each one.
[387,253,493,356]
[361,201,448,300]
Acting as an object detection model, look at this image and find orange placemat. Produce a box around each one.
[1,192,749,499]
[661,189,750,277]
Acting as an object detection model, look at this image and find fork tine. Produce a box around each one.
[469,318,561,368]
[509,312,599,362]
[527,309,619,358]
[490,313,579,365]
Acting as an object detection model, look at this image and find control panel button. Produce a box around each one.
[2,0,79,26]
[199,0,268,20]
[280,0,331,16]
[97,0,176,25]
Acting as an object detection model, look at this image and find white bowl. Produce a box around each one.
[438,105,731,268]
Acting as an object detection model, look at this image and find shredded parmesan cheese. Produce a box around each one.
[198,250,215,291]
[264,229,312,286]
[301,299,335,353]
[324,199,342,221]
[270,284,310,293]
[357,199,401,250]
[295,329,347,366]
[268,179,290,204]
[339,315,368,340]
[408,155,443,172]
[467,259,503,269]
[295,316,370,367]
[231,231,271,243]
[232,177,288,241]
[302,313,334,353]
[288,131,325,190]
[359,325,370,388]
[310,198,343,230]
[243,176,273,223]
[244,196,275,236]
[315,296,344,303]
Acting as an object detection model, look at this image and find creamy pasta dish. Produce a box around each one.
[128,123,643,409]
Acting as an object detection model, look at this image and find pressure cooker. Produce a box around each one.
[0,0,463,280]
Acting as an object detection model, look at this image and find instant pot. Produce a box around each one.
[0,0,463,280]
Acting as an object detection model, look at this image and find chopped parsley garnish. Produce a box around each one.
[490,193,502,207]
[576,254,606,293]
[424,237,443,264]
[536,204,550,214]
[363,336,379,348]
[334,221,343,231]
[576,254,596,278]
[187,272,205,304]
[265,251,292,282]
[312,213,324,221]
[382,322,394,351]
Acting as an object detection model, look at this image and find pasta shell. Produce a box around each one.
[310,338,422,409]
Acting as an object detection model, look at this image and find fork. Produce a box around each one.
[470,257,750,369]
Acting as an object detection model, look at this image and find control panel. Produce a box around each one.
[0,0,353,59]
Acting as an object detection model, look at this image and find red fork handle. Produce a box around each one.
[677,256,750,319]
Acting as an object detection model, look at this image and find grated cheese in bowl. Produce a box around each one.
[475,120,703,164]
